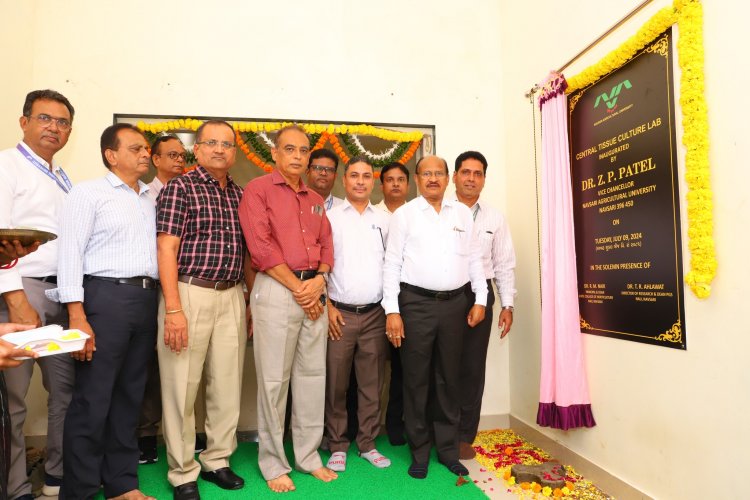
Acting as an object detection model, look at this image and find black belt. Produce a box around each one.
[85,275,159,289]
[30,276,57,285]
[292,270,318,281]
[178,275,240,291]
[400,282,470,301]
[330,299,381,314]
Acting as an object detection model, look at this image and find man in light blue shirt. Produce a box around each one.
[46,123,159,500]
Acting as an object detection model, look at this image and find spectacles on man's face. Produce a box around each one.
[26,114,72,132]
[309,165,336,174]
[159,151,187,161]
[196,140,236,150]
[418,170,447,179]
[281,145,311,156]
[458,169,485,179]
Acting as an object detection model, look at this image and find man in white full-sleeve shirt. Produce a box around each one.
[0,89,76,500]
[452,151,517,460]
[324,156,392,473]
[382,155,487,480]
[47,123,159,500]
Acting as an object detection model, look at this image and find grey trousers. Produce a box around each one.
[0,278,74,499]
[251,272,327,481]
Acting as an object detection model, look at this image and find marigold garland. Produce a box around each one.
[565,0,715,299]
[137,119,424,174]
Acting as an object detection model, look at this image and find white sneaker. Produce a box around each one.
[360,449,391,468]
[326,451,347,472]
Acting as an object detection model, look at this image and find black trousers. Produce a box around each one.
[61,278,157,499]
[385,344,404,435]
[399,285,469,464]
[458,280,496,443]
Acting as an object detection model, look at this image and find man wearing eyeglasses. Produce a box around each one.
[382,155,487,480]
[47,122,159,500]
[146,135,186,205]
[240,125,337,493]
[452,151,516,460]
[157,120,250,500]
[0,89,76,500]
[306,148,343,211]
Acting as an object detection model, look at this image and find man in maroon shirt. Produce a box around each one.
[240,125,337,493]
[156,120,250,500]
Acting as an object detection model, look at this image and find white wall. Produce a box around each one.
[500,1,750,498]
[1,0,511,433]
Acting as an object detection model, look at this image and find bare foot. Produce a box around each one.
[267,474,296,493]
[107,489,155,500]
[311,466,338,482]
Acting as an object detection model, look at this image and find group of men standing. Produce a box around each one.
[0,89,515,500]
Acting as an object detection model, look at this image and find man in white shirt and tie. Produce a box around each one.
[0,89,76,500]
[382,155,487,479]
[452,151,516,459]
[324,156,392,472]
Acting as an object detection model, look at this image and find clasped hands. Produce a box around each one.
[293,275,325,320]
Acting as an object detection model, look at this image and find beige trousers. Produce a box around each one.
[158,281,246,487]
[251,272,327,481]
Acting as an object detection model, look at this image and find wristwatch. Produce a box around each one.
[316,271,329,285]
[502,306,514,312]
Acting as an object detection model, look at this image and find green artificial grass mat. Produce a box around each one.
[93,436,486,499]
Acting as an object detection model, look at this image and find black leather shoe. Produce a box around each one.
[200,467,244,490]
[173,481,200,500]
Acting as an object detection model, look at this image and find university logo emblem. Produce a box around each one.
[594,79,632,112]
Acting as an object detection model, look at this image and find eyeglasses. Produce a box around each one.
[418,170,447,179]
[281,145,311,156]
[458,169,485,179]
[159,151,187,161]
[196,140,236,150]
[26,114,72,131]
[309,165,336,174]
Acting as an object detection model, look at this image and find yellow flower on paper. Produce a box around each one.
[507,476,516,485]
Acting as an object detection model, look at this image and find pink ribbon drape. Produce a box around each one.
[537,73,595,430]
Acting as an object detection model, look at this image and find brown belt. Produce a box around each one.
[178,275,240,291]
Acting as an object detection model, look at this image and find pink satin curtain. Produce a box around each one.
[537,74,595,430]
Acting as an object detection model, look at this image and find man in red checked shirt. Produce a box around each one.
[156,120,251,500]
[239,124,337,494]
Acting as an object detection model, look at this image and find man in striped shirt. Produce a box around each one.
[452,151,516,460]
[49,123,159,500]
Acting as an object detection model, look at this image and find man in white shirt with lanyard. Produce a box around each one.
[0,89,76,500]
[382,155,487,479]
[452,151,516,460]
[324,156,392,472]
[306,148,344,211]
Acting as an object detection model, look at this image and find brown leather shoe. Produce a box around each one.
[459,441,476,460]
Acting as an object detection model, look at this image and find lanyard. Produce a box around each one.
[16,143,72,193]
[326,195,333,211]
